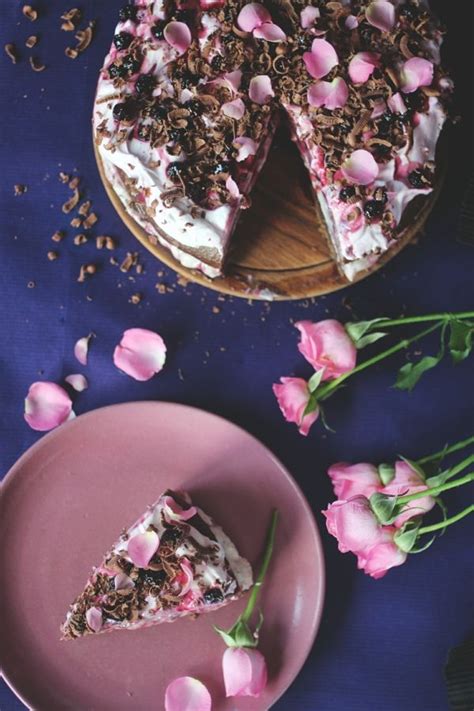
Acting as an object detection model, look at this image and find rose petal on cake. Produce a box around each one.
[177,558,194,596]
[371,98,387,118]
[85,607,103,633]
[226,175,241,200]
[233,136,258,162]
[165,677,212,711]
[303,38,338,79]
[114,573,135,591]
[64,374,89,392]
[307,77,348,109]
[400,57,434,93]
[163,495,198,521]
[253,22,286,42]
[164,21,192,54]
[300,6,320,29]
[388,91,407,114]
[224,69,242,92]
[222,98,246,119]
[237,2,271,32]
[248,74,274,104]
[74,334,92,365]
[366,1,395,33]
[342,149,379,185]
[113,328,166,381]
[127,531,160,568]
[24,382,73,432]
[348,52,380,83]
[345,14,359,30]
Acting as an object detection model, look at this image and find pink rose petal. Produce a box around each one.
[237,2,271,32]
[273,377,318,436]
[24,382,74,432]
[300,6,320,29]
[366,1,396,33]
[224,69,242,92]
[348,52,380,83]
[371,98,387,118]
[295,319,357,379]
[307,77,349,109]
[387,91,407,114]
[400,57,434,93]
[222,98,246,119]
[223,647,268,698]
[233,136,258,162]
[345,14,359,30]
[248,74,274,104]
[342,149,379,185]
[176,558,194,596]
[253,22,286,42]
[127,530,159,568]
[165,677,212,711]
[85,607,103,633]
[303,38,338,79]
[113,328,166,381]
[164,21,192,54]
[226,175,241,200]
[74,333,92,365]
[64,373,88,392]
[114,573,135,591]
[163,494,198,521]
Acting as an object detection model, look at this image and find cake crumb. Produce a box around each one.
[29,56,46,72]
[4,44,18,63]
[51,230,64,242]
[120,252,137,272]
[25,35,37,48]
[14,184,27,196]
[74,233,88,245]
[83,212,98,229]
[129,292,142,304]
[78,200,91,216]
[23,5,38,21]
[59,172,70,183]
[27,280,36,289]
[47,250,58,261]
[70,217,82,228]
[155,283,166,294]
[77,264,96,282]
[212,306,220,314]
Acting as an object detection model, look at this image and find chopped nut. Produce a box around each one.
[130,293,142,304]
[105,237,116,250]
[155,283,166,294]
[78,200,91,216]
[68,176,80,190]
[83,212,98,229]
[74,233,88,245]
[59,172,70,183]
[61,8,81,31]
[62,188,80,213]
[51,230,64,242]
[86,264,96,274]
[22,5,38,21]
[29,56,46,72]
[212,306,220,314]
[75,21,95,52]
[65,47,79,59]
[14,184,27,196]
[47,251,58,261]
[25,35,38,48]
[96,236,107,249]
[120,252,137,273]
[4,44,18,64]
[77,264,96,282]
[110,256,118,265]
[70,217,82,228]
[135,263,143,274]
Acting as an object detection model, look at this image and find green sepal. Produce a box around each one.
[395,355,441,391]
[378,463,395,486]
[303,392,319,418]
[308,369,325,393]
[394,520,421,553]
[370,492,400,525]
[345,318,388,346]
[213,618,259,649]
[354,332,387,350]
[398,456,426,481]
[425,468,451,488]
[318,405,335,433]
[449,319,474,363]
[408,535,436,554]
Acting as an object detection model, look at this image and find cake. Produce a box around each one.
[93,0,452,281]
[61,489,252,639]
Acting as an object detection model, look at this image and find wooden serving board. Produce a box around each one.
[95,125,442,301]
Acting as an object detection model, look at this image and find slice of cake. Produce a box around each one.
[61,490,252,639]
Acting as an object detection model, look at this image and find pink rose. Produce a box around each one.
[328,462,381,500]
[273,377,318,436]
[295,320,356,380]
[356,533,407,579]
[383,460,435,528]
[222,647,267,698]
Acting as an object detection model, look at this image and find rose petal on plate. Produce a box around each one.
[164,21,192,54]
[399,57,434,93]
[127,531,160,568]
[342,149,379,185]
[233,136,258,162]
[24,381,73,432]
[74,334,92,365]
[113,328,167,381]
[303,38,338,79]
[307,77,348,109]
[64,373,89,392]
[237,2,271,32]
[163,495,198,521]
[114,573,135,591]
[248,74,274,104]
[165,677,212,711]
[85,607,103,633]
[223,647,268,697]
[253,22,286,42]
[348,51,380,83]
[345,14,358,30]
[300,5,320,29]
[226,175,241,200]
[222,98,246,119]
[366,1,395,32]
[387,91,407,114]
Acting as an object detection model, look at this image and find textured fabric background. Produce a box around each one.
[1,1,473,709]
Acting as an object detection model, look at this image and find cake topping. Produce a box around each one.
[307,77,348,110]
[348,52,380,84]
[85,607,103,633]
[249,74,274,104]
[399,57,434,93]
[303,38,339,79]
[164,21,193,54]
[365,1,396,33]
[342,150,379,186]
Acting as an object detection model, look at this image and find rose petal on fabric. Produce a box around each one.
[295,319,357,379]
[248,74,274,104]
[323,496,385,554]
[348,51,380,83]
[226,175,241,200]
[165,677,212,711]
[114,573,135,591]
[237,2,271,31]
[400,57,434,93]
[300,6,320,29]
[233,136,258,162]
[222,98,246,119]
[366,1,396,33]
[345,14,359,30]
[253,22,286,42]
[273,377,318,436]
[307,77,349,109]
[113,328,166,381]
[176,558,194,596]
[64,373,88,392]
[223,647,267,698]
[24,382,73,432]
[164,21,192,54]
[342,149,379,185]
[74,334,92,365]
[163,495,198,521]
[328,462,381,500]
[127,531,159,568]
[85,607,103,633]
[387,91,407,114]
[303,38,338,79]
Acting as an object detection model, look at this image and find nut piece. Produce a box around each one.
[105,237,116,250]
[120,252,137,273]
[65,47,79,59]
[70,217,82,228]
[130,293,142,305]
[51,230,64,242]
[47,251,58,261]
[74,233,88,245]
[14,184,27,196]
[83,212,98,229]
[25,35,38,48]
[77,264,96,282]
[68,176,80,190]
[59,172,70,183]
[62,188,80,213]
[95,236,107,249]
[4,44,18,63]
[22,5,38,21]
[29,56,46,72]
[78,200,91,216]
[61,8,82,31]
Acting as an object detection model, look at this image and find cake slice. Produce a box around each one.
[61,490,252,639]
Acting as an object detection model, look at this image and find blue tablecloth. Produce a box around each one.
[1,2,473,709]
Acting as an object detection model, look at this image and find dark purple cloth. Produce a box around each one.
[1,2,473,709]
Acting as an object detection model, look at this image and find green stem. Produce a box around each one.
[417,435,474,465]
[397,472,474,504]
[380,312,474,328]
[241,510,278,624]
[318,322,443,400]
[441,454,474,482]
[418,505,474,534]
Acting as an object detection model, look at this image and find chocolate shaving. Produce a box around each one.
[62,188,80,214]
[29,56,46,72]
[83,212,98,229]
[61,8,82,31]
[22,5,38,21]
[74,233,88,245]
[25,35,38,48]
[78,200,91,216]
[14,184,27,196]
[4,44,18,63]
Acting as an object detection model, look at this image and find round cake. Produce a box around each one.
[93,0,452,280]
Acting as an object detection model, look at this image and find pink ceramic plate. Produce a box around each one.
[0,402,325,710]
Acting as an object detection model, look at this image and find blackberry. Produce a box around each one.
[363,200,384,220]
[121,54,142,77]
[211,55,223,72]
[174,9,194,24]
[377,112,393,137]
[408,169,426,188]
[404,89,428,113]
[139,569,167,587]
[167,161,187,182]
[188,182,207,204]
[203,588,224,604]
[152,21,166,39]
[210,161,231,175]
[113,31,133,50]
[339,186,356,202]
[399,3,419,21]
[151,99,172,120]
[179,70,199,88]
[160,526,183,547]
[374,188,388,204]
[119,5,138,22]
[113,98,138,121]
[184,99,204,117]
[136,73,156,95]
[169,127,187,143]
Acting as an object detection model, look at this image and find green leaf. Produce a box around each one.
[345,318,388,344]
[426,468,451,488]
[449,319,474,363]
[370,492,399,524]
[308,369,325,393]
[394,521,420,553]
[395,355,441,391]
[213,619,258,648]
[354,331,387,350]
[378,463,395,486]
